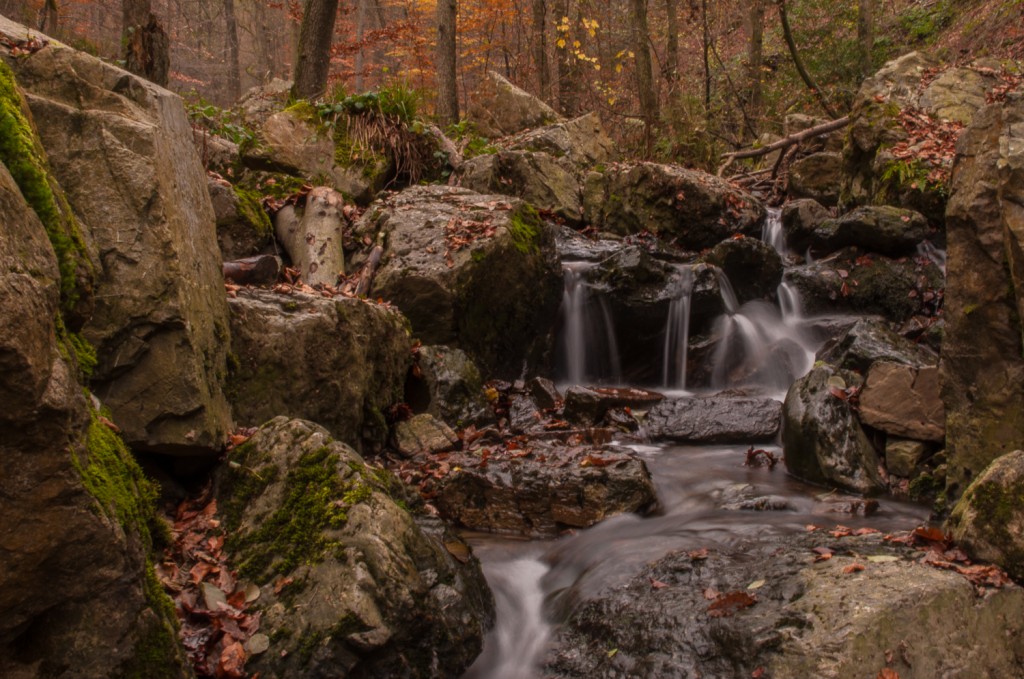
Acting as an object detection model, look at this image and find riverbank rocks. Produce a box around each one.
[459,150,583,223]
[582,162,765,249]
[787,205,930,257]
[217,417,494,678]
[405,345,491,427]
[0,144,184,676]
[432,443,657,536]
[947,451,1024,581]
[858,362,944,442]
[360,186,561,378]
[2,15,233,455]
[467,70,562,138]
[783,366,884,495]
[816,318,937,373]
[788,151,842,206]
[645,394,782,443]
[781,198,831,250]
[393,413,460,457]
[227,289,411,453]
[941,92,1024,498]
[704,236,783,303]
[545,532,1024,678]
[784,247,943,322]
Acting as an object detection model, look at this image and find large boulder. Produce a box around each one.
[582,162,765,249]
[644,394,782,443]
[783,366,885,495]
[227,289,412,453]
[217,417,495,678]
[2,16,233,455]
[0,141,183,676]
[941,92,1024,497]
[787,205,931,258]
[788,151,842,207]
[208,176,273,260]
[947,450,1024,580]
[816,318,937,373]
[459,150,583,223]
[781,198,831,252]
[467,70,562,138]
[508,112,616,167]
[432,443,657,536]
[858,361,944,442]
[360,186,561,378]
[703,236,783,303]
[405,345,491,427]
[546,532,1024,678]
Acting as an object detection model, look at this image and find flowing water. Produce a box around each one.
[661,266,694,390]
[761,207,786,256]
[463,442,931,678]
[555,262,621,385]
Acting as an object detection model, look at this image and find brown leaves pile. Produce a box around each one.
[744,446,779,469]
[1,35,48,56]
[887,106,964,188]
[156,491,261,678]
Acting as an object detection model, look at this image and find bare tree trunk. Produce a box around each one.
[556,0,579,116]
[223,0,241,102]
[747,0,765,129]
[292,0,339,101]
[532,0,549,101]
[701,0,711,120]
[663,0,678,85]
[436,0,459,126]
[122,0,170,87]
[38,0,58,34]
[776,0,838,118]
[630,0,658,154]
[355,0,367,90]
[857,0,875,77]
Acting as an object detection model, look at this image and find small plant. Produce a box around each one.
[184,95,256,147]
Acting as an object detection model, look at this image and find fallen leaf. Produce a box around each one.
[867,555,900,563]
[650,578,669,590]
[707,591,757,617]
[688,548,710,560]
[843,563,866,574]
[444,540,471,564]
[747,579,766,590]
[877,669,900,679]
[216,640,246,679]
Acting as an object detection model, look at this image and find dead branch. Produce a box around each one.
[717,115,849,175]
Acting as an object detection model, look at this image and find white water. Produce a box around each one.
[661,266,694,389]
[557,262,621,385]
[917,240,947,273]
[761,207,787,256]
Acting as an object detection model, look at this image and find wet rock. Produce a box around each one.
[217,417,494,678]
[783,366,885,495]
[704,236,783,303]
[0,64,184,674]
[433,443,657,536]
[564,386,665,425]
[814,493,880,516]
[393,413,460,457]
[781,198,831,251]
[467,70,562,138]
[816,318,937,373]
[546,532,1024,679]
[947,450,1024,581]
[529,377,562,410]
[459,150,583,223]
[858,362,944,442]
[788,151,842,206]
[941,92,1024,497]
[361,186,561,378]
[227,289,412,453]
[886,438,929,478]
[406,345,491,428]
[789,205,930,257]
[4,17,233,455]
[720,484,793,511]
[555,227,622,261]
[784,247,944,322]
[508,393,543,434]
[645,394,782,443]
[582,162,765,249]
[209,178,274,260]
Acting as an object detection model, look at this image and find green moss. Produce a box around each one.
[69,331,98,377]
[114,612,181,679]
[232,185,273,237]
[0,60,93,316]
[968,479,1024,553]
[507,205,542,255]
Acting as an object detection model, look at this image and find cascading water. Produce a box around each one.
[761,207,786,255]
[556,262,621,386]
[661,266,694,390]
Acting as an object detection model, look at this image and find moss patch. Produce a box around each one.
[507,204,542,255]
[0,59,93,316]
[232,185,272,237]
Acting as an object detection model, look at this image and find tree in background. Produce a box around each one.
[630,0,657,154]
[858,0,876,77]
[436,0,458,125]
[122,0,169,86]
[292,0,340,100]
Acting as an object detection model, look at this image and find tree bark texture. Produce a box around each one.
[663,0,679,85]
[292,0,340,101]
[556,0,579,116]
[122,0,170,87]
[857,0,876,77]
[223,0,241,102]
[38,0,58,34]
[436,0,459,126]
[630,0,658,152]
[747,0,765,120]
[532,0,549,101]
[273,187,347,287]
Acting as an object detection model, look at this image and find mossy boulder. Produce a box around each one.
[947,450,1024,580]
[783,366,885,495]
[941,92,1024,498]
[208,177,274,260]
[459,150,583,223]
[508,112,616,168]
[2,15,233,455]
[788,151,842,207]
[217,417,494,678]
[0,139,184,676]
[582,162,765,250]
[227,288,412,454]
[360,185,561,379]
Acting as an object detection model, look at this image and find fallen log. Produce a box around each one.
[354,232,385,298]
[717,115,850,175]
[223,255,282,286]
[273,186,347,287]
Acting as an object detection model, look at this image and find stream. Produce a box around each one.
[463,441,931,678]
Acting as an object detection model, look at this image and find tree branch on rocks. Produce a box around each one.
[717,116,850,175]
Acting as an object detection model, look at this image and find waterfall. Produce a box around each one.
[917,240,947,273]
[662,266,694,389]
[709,270,815,396]
[761,207,786,256]
[557,262,621,386]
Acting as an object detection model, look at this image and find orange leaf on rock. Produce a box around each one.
[707,591,757,617]
[877,669,900,679]
[216,640,246,679]
[843,563,866,574]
